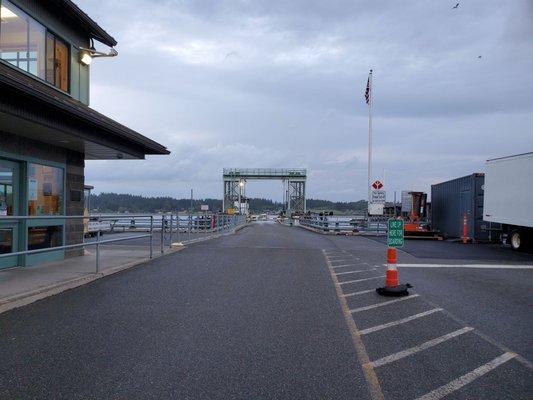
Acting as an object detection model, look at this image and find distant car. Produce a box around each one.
[84,219,111,237]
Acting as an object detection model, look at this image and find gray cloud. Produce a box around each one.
[82,0,533,201]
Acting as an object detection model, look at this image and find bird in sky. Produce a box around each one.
[452,3,460,9]
[478,55,482,59]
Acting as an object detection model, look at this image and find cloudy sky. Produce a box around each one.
[83,0,533,201]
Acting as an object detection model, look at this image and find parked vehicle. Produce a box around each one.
[85,220,111,238]
[483,152,533,251]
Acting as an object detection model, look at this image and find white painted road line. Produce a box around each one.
[332,264,359,268]
[342,289,376,297]
[338,275,386,286]
[350,294,420,313]
[370,327,474,368]
[360,308,443,335]
[335,268,376,276]
[396,263,533,269]
[415,352,517,400]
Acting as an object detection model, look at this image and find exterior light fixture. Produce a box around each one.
[80,50,93,66]
[239,180,245,187]
[79,39,118,66]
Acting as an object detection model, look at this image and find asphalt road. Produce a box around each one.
[0,222,531,399]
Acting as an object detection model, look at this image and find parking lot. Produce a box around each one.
[323,239,532,400]
[0,222,531,399]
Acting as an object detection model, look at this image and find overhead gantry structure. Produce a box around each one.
[223,168,307,215]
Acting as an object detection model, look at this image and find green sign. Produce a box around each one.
[387,219,404,248]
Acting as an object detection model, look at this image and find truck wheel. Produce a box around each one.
[509,230,522,251]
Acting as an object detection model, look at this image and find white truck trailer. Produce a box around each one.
[483,152,533,251]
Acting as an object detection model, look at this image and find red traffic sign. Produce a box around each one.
[372,180,383,190]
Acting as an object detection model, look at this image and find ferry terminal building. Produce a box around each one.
[0,0,169,268]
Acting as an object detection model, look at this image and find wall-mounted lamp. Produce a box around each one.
[80,50,93,66]
[79,39,118,66]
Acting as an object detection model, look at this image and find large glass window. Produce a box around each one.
[0,0,69,91]
[0,166,14,216]
[28,163,64,216]
[0,166,14,254]
[28,18,45,78]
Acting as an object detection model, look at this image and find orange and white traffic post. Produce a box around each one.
[462,213,469,244]
[377,246,411,296]
[377,218,411,296]
[386,247,399,288]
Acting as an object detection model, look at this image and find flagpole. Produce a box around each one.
[367,69,373,211]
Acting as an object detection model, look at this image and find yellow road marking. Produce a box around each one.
[323,249,385,400]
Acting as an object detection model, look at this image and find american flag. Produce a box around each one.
[364,74,371,105]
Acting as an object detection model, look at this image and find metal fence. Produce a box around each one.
[299,213,389,235]
[0,213,246,273]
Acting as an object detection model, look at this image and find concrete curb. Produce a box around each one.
[0,248,183,316]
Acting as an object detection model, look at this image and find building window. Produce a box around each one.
[28,226,62,250]
[0,228,13,254]
[0,0,69,92]
[0,166,13,216]
[28,163,64,216]
[46,31,69,91]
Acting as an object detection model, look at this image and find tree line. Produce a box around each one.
[89,193,368,213]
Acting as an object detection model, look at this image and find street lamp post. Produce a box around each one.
[238,179,245,215]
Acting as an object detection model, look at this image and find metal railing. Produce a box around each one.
[0,213,246,273]
[299,213,389,235]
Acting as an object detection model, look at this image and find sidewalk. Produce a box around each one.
[0,245,178,315]
[0,223,250,315]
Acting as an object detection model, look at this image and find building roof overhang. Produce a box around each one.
[0,62,170,160]
[49,0,118,47]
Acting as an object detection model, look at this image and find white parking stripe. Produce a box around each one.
[396,263,533,269]
[335,268,376,276]
[415,352,517,400]
[342,289,376,297]
[350,294,420,312]
[360,308,443,335]
[370,327,474,368]
[338,275,385,286]
[332,264,359,268]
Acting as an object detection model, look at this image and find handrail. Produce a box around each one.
[0,213,246,272]
[0,233,152,258]
[0,214,156,220]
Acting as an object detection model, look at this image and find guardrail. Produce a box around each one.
[299,214,389,235]
[0,213,246,272]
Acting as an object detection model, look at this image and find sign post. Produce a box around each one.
[377,218,411,297]
[369,181,385,215]
[387,219,404,248]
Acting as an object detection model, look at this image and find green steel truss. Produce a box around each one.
[223,168,307,214]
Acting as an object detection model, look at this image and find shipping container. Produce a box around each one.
[431,173,498,241]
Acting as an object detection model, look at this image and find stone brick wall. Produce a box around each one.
[0,131,85,257]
